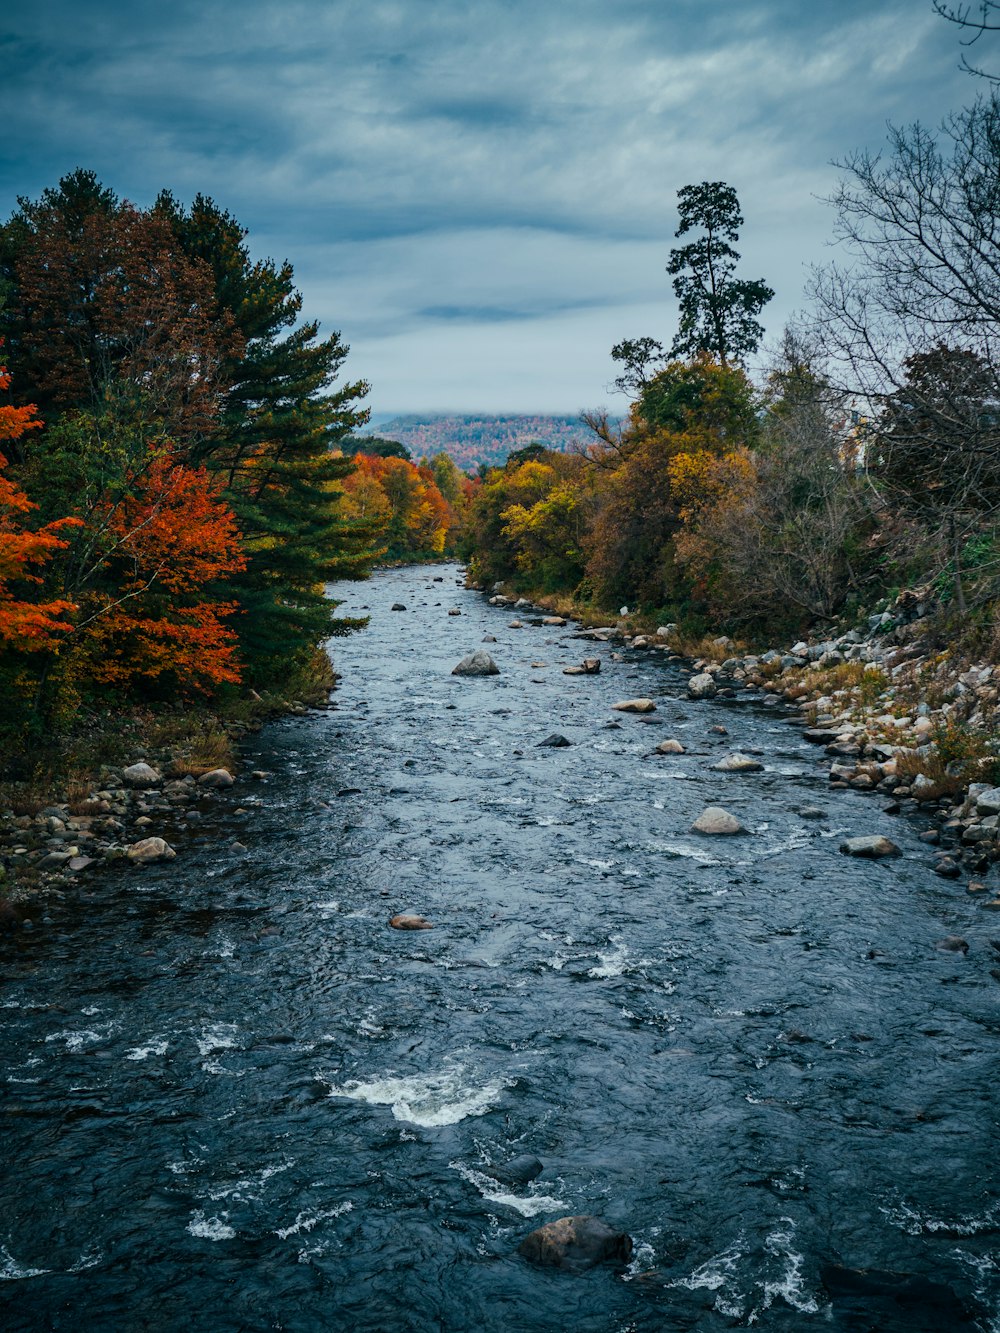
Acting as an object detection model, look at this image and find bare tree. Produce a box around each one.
[934,2,1000,80]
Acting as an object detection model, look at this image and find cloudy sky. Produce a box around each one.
[0,1,980,416]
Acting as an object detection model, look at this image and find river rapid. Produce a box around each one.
[2,562,999,1331]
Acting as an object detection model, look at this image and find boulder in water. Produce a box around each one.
[612,698,656,713]
[688,673,717,699]
[538,734,572,747]
[389,913,433,930]
[691,806,746,835]
[489,1154,544,1187]
[839,835,901,859]
[447,608,462,616]
[452,651,500,677]
[126,836,176,863]
[391,603,406,611]
[712,752,764,772]
[518,1215,632,1272]
[656,738,686,754]
[198,767,235,788]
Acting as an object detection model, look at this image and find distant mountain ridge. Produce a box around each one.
[359,414,593,470]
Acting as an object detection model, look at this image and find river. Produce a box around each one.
[2,562,998,1331]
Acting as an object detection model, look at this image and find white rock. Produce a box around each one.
[611,698,656,713]
[126,836,176,863]
[198,768,235,788]
[839,835,901,859]
[122,762,161,788]
[656,738,686,754]
[691,806,746,835]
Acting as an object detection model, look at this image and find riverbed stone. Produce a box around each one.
[839,835,901,859]
[389,913,433,930]
[691,806,746,835]
[656,738,685,754]
[122,762,161,788]
[538,734,572,747]
[489,1154,544,1186]
[391,603,406,611]
[712,752,764,773]
[612,698,656,713]
[935,935,969,953]
[542,616,567,626]
[126,836,176,863]
[518,1215,632,1272]
[452,651,500,676]
[448,608,462,616]
[198,768,235,788]
[688,673,717,700]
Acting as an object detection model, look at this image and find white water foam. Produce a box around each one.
[186,1211,235,1241]
[125,1039,169,1061]
[195,1023,240,1056]
[671,1238,748,1319]
[274,1202,353,1240]
[205,1161,293,1202]
[450,1162,569,1217]
[44,1023,117,1052]
[881,1197,1000,1238]
[0,1246,48,1280]
[588,937,653,979]
[326,1066,509,1127]
[754,1219,819,1318]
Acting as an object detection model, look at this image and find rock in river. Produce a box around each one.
[538,734,572,747]
[518,1215,632,1272]
[688,673,717,700]
[839,835,901,859]
[122,762,161,788]
[389,913,433,930]
[691,806,746,835]
[712,752,764,772]
[656,738,686,754]
[391,602,406,611]
[198,767,235,788]
[126,837,176,863]
[611,698,656,713]
[452,651,500,677]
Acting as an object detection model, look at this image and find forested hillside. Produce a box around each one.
[362,414,592,471]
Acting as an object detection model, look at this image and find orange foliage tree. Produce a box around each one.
[0,366,81,651]
[78,455,247,691]
[347,453,451,557]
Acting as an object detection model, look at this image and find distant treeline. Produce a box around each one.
[360,414,596,471]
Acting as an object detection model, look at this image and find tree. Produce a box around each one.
[666,182,773,367]
[872,344,1000,609]
[807,97,1000,403]
[0,367,81,653]
[934,2,1000,80]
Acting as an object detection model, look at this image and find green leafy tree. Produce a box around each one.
[666,182,773,367]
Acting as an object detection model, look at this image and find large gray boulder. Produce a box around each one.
[122,762,161,788]
[691,806,746,835]
[452,651,500,677]
[518,1215,632,1272]
[688,673,717,699]
[198,768,235,788]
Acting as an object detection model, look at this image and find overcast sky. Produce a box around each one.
[0,1,980,416]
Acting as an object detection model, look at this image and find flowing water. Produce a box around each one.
[2,563,999,1331]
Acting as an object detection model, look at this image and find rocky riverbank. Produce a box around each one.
[483,583,1000,903]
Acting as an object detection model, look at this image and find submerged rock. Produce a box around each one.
[691,806,746,835]
[489,1154,544,1187]
[389,913,433,930]
[935,935,969,953]
[612,698,656,713]
[518,1215,632,1272]
[712,753,764,772]
[452,651,500,677]
[839,835,901,859]
[538,734,572,747]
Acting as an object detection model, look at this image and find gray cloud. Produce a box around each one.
[0,0,979,411]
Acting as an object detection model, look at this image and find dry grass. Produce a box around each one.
[0,783,49,817]
[166,725,236,779]
[894,749,965,802]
